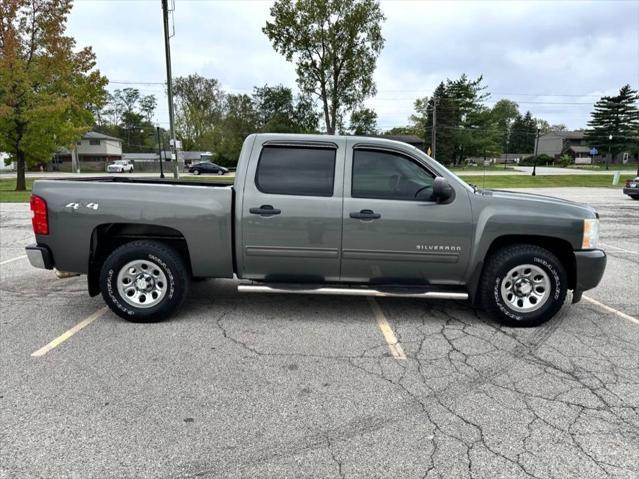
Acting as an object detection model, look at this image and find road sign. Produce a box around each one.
[590,147,598,156]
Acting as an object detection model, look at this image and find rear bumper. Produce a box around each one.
[25,244,53,270]
[574,249,606,293]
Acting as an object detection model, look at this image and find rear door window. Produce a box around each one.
[256,146,336,196]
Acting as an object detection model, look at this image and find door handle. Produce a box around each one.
[249,205,281,216]
[350,209,381,220]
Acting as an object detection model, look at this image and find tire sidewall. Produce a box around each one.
[490,250,566,325]
[100,243,186,322]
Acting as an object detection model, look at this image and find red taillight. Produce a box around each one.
[30,195,48,235]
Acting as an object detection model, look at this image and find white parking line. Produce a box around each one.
[0,255,27,266]
[600,243,639,255]
[367,297,406,360]
[582,295,639,326]
[31,307,109,357]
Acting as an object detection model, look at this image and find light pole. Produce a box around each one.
[504,138,509,170]
[607,134,612,171]
[156,126,165,179]
[161,0,179,179]
[532,127,540,176]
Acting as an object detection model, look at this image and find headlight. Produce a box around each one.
[582,218,600,249]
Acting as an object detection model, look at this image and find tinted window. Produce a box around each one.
[352,149,435,200]
[256,146,336,196]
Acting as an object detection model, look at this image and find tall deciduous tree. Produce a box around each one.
[173,74,225,151]
[349,107,377,135]
[253,84,319,133]
[585,85,639,162]
[263,0,385,134]
[0,0,107,190]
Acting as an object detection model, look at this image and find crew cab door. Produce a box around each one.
[239,139,345,282]
[340,142,473,285]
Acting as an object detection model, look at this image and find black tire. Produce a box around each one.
[99,240,189,322]
[630,195,639,200]
[479,244,567,327]
[218,170,224,175]
[192,169,200,175]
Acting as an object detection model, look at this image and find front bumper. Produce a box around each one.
[574,249,606,293]
[25,244,53,270]
[622,187,639,195]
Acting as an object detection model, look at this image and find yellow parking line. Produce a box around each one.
[31,307,108,357]
[582,295,639,326]
[367,297,406,360]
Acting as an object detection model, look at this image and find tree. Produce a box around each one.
[349,107,377,135]
[263,0,385,134]
[253,84,319,133]
[215,94,259,165]
[491,99,519,152]
[0,0,107,190]
[139,95,157,123]
[173,74,225,151]
[509,111,536,153]
[585,85,639,163]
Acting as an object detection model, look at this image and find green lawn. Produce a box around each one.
[466,174,634,189]
[0,174,632,202]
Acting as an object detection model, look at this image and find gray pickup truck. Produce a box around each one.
[26,133,606,327]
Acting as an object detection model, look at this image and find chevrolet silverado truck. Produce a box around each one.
[26,134,607,327]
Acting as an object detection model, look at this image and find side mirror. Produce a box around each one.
[433,177,454,203]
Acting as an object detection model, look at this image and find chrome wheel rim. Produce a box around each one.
[500,264,550,313]
[116,259,168,309]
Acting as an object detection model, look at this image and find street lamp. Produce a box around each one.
[532,127,540,176]
[504,138,509,170]
[607,134,612,171]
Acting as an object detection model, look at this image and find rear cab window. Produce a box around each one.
[255,146,336,196]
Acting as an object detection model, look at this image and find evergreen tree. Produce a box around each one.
[585,85,639,162]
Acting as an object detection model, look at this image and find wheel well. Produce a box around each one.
[88,223,191,296]
[484,235,576,290]
[469,234,577,305]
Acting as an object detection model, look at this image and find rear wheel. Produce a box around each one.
[100,240,189,322]
[479,244,567,327]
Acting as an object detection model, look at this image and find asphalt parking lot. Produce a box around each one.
[1,187,638,479]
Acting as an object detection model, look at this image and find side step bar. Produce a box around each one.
[237,283,468,300]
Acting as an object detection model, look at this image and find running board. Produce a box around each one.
[237,283,468,300]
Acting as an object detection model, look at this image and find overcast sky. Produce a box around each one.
[68,0,639,131]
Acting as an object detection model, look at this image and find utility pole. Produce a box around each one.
[532,127,540,176]
[431,99,438,159]
[156,126,165,179]
[161,0,179,179]
[607,134,612,171]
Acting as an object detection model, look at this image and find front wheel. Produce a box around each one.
[192,169,200,175]
[99,240,189,322]
[218,170,224,175]
[479,244,567,327]
[630,195,639,200]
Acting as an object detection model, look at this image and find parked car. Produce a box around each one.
[107,160,134,173]
[26,133,606,327]
[622,177,639,200]
[189,161,228,175]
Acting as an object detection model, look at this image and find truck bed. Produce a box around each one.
[32,176,235,278]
